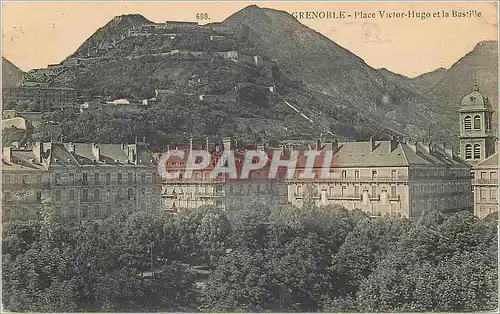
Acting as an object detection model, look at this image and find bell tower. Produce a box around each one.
[459,85,496,164]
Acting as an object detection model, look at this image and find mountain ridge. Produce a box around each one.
[13,6,496,147]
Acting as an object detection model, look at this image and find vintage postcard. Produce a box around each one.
[1,1,498,312]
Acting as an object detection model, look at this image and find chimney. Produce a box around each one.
[423,142,432,155]
[3,147,12,163]
[68,142,75,154]
[167,145,170,153]
[316,138,321,150]
[33,142,42,163]
[407,141,417,153]
[389,136,398,153]
[370,136,376,152]
[91,143,100,161]
[189,138,193,151]
[223,137,231,151]
[127,144,137,164]
[206,137,209,151]
[445,147,454,159]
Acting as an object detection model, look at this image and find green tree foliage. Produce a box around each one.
[332,216,410,297]
[357,211,498,312]
[2,207,498,312]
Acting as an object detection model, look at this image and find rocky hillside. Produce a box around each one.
[217,6,449,141]
[426,41,497,118]
[2,56,23,88]
[22,5,485,145]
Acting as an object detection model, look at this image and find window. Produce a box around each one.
[464,116,472,130]
[117,173,122,185]
[141,173,146,184]
[490,188,497,200]
[341,171,347,179]
[4,191,11,201]
[82,173,88,184]
[329,186,334,196]
[128,188,134,199]
[94,172,99,185]
[82,189,88,202]
[69,173,74,183]
[471,171,475,179]
[297,185,302,194]
[95,205,100,217]
[55,190,61,201]
[82,206,88,218]
[354,171,359,179]
[69,190,75,201]
[94,189,100,200]
[473,115,481,130]
[128,173,133,183]
[106,173,111,185]
[490,172,497,180]
[372,170,378,179]
[481,172,487,179]
[480,188,487,200]
[465,144,472,159]
[354,186,360,197]
[391,186,397,197]
[473,144,481,159]
[391,170,397,179]
[371,185,377,197]
[341,186,346,196]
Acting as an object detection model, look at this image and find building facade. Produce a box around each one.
[160,138,288,212]
[2,141,161,225]
[287,138,473,218]
[458,86,498,218]
[471,153,498,218]
[459,86,496,164]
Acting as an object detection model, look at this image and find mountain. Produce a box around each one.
[411,67,447,93]
[2,56,23,88]
[426,41,497,113]
[217,5,450,140]
[20,6,471,146]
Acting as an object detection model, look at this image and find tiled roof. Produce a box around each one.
[2,142,157,170]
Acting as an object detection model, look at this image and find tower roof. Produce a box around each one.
[461,85,491,109]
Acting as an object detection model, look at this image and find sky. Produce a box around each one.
[1,1,498,77]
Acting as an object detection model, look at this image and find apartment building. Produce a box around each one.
[287,137,473,218]
[2,141,161,225]
[160,138,288,211]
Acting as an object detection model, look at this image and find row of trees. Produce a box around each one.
[2,204,498,312]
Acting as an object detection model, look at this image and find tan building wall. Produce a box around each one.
[471,154,498,218]
[2,142,161,225]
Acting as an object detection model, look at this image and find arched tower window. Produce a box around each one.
[473,115,481,130]
[465,144,472,159]
[464,116,472,130]
[473,144,481,159]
